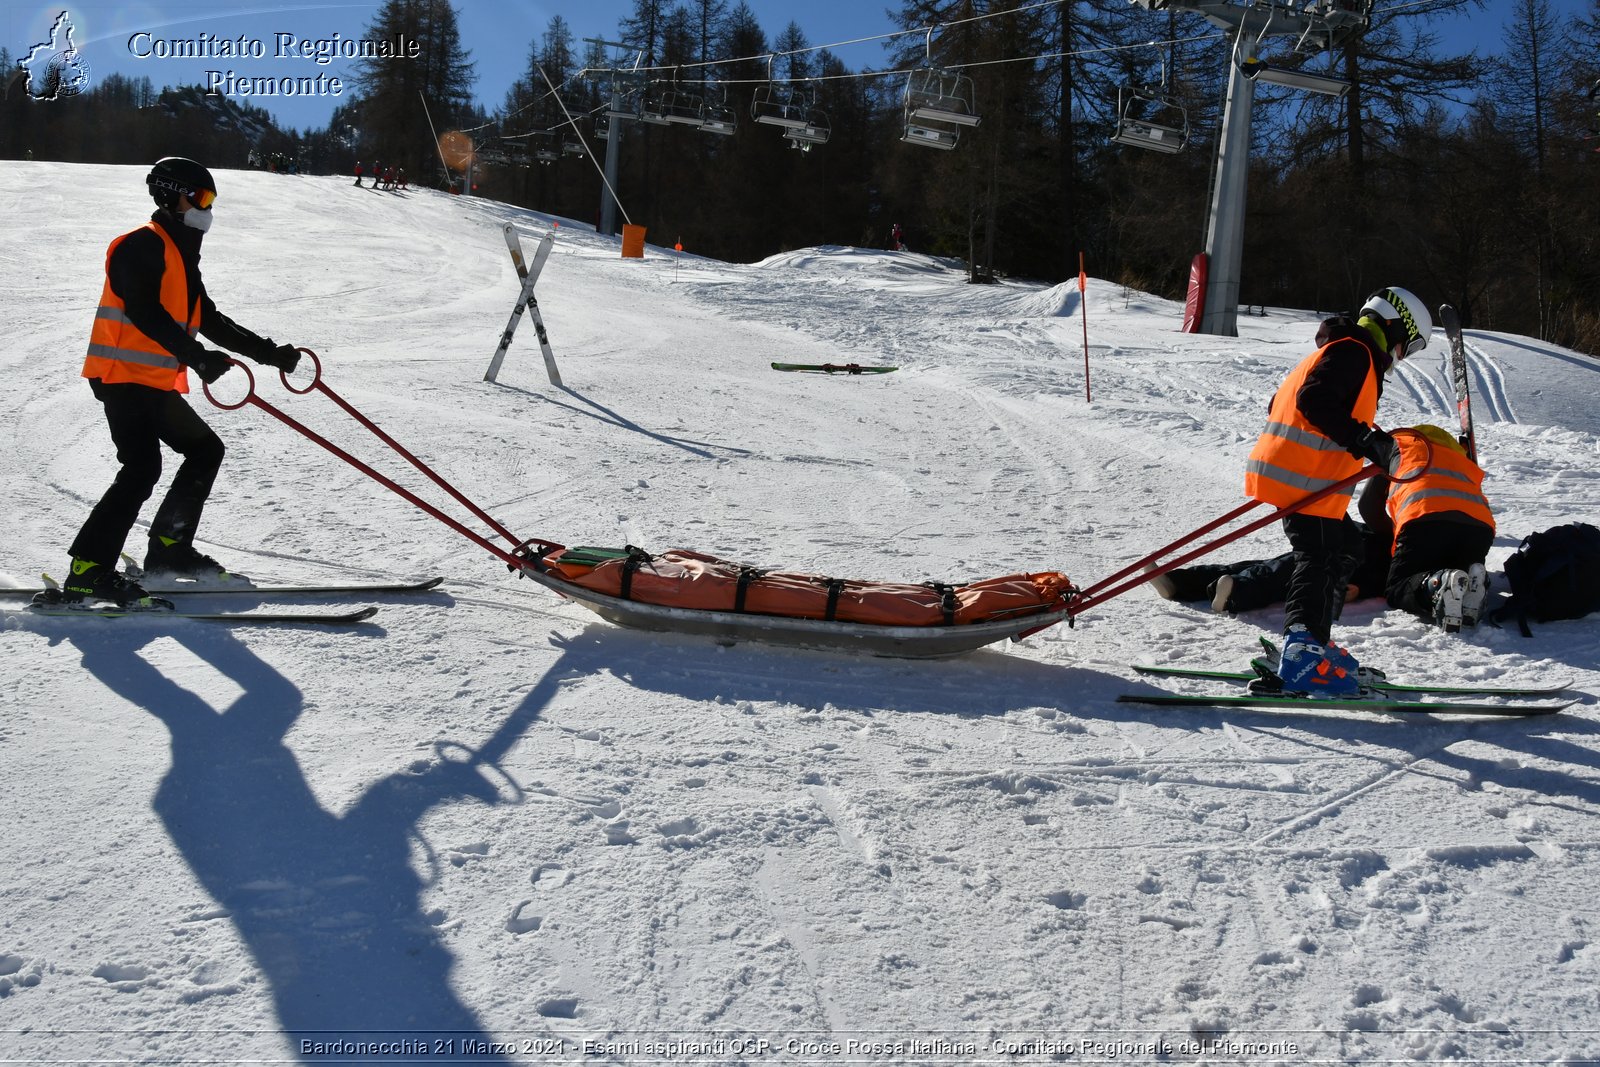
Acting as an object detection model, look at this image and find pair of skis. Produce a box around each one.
[8,576,445,626]
[484,223,561,386]
[1122,637,1576,717]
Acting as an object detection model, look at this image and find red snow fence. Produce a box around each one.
[535,546,1075,627]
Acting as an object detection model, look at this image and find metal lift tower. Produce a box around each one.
[1129,1,1371,335]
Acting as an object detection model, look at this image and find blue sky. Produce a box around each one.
[4,0,910,131]
[3,0,1575,134]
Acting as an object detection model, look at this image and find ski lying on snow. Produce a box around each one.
[1131,662,1573,697]
[1116,692,1572,717]
[25,602,380,625]
[770,362,897,375]
[1,577,444,598]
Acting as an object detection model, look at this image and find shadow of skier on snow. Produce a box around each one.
[64,624,572,1064]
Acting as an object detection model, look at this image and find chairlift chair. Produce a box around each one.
[901,122,960,150]
[1108,83,1189,154]
[782,109,830,151]
[639,85,673,126]
[534,135,560,165]
[751,83,814,130]
[562,136,586,157]
[904,67,980,128]
[662,88,706,127]
[700,101,736,136]
[594,114,612,141]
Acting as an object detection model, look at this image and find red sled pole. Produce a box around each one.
[1066,433,1433,619]
[204,352,561,571]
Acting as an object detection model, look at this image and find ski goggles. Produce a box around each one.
[188,187,217,209]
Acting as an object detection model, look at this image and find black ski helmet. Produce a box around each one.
[146,156,216,210]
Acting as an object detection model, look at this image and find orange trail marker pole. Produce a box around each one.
[1079,253,1091,403]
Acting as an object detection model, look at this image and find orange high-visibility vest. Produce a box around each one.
[81,222,198,392]
[1386,434,1494,549]
[1243,340,1379,520]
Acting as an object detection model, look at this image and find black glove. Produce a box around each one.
[189,351,232,385]
[264,343,301,374]
[1350,426,1400,474]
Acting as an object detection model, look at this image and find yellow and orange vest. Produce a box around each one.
[1385,434,1494,549]
[1244,340,1380,519]
[81,222,198,393]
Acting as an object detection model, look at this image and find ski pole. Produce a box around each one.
[203,358,551,570]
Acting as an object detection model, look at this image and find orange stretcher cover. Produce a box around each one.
[539,547,1074,627]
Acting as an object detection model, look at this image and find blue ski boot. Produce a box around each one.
[1277,630,1360,699]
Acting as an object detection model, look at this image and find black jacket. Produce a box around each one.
[106,211,274,369]
[1289,315,1393,452]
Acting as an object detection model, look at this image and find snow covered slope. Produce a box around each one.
[2,161,1597,1063]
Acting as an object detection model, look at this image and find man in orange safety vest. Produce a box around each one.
[1243,286,1433,697]
[59,157,304,607]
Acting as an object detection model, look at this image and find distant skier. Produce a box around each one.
[1242,286,1432,696]
[1357,423,1494,630]
[354,160,364,187]
[890,222,904,251]
[57,157,304,605]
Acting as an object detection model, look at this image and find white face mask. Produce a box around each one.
[182,206,213,233]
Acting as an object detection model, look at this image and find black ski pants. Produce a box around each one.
[69,379,225,567]
[1280,512,1349,645]
[1386,515,1495,619]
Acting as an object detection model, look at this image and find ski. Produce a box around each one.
[1116,692,1571,717]
[24,601,380,625]
[1132,662,1573,698]
[770,362,897,375]
[0,576,444,598]
[1439,304,1477,463]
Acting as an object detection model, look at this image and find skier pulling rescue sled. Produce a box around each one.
[67,321,1445,659]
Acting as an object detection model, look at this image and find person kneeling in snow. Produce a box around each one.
[60,157,304,606]
[1357,423,1495,632]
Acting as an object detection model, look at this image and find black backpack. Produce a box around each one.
[1493,522,1600,636]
